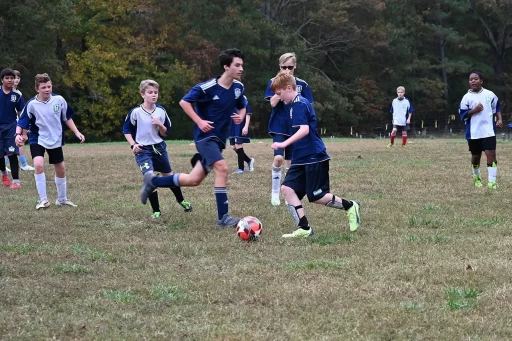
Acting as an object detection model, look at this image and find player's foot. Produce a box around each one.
[282,226,314,238]
[9,182,20,189]
[347,200,361,232]
[152,211,161,219]
[473,175,483,188]
[232,169,245,174]
[271,192,281,206]
[20,164,35,171]
[190,153,210,175]
[216,213,240,228]
[180,200,193,212]
[488,181,498,190]
[402,145,406,148]
[55,199,77,207]
[248,157,255,171]
[140,172,157,204]
[387,143,393,148]
[36,199,50,210]
[2,174,10,187]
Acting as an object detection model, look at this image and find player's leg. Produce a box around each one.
[281,166,313,238]
[7,153,20,188]
[136,149,161,218]
[52,148,76,207]
[237,137,254,172]
[31,144,50,209]
[483,136,497,189]
[3,156,9,173]
[402,125,410,147]
[233,140,246,173]
[271,135,287,206]
[468,139,483,188]
[388,127,397,147]
[19,144,34,171]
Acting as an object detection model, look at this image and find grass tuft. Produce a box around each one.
[284,259,344,270]
[0,244,37,254]
[151,285,188,301]
[53,264,90,274]
[102,289,138,303]
[445,287,481,310]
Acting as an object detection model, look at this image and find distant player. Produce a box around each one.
[270,71,360,238]
[388,86,414,148]
[264,52,314,206]
[459,71,502,189]
[229,97,254,174]
[0,68,25,188]
[123,79,192,219]
[15,73,85,209]
[140,48,247,228]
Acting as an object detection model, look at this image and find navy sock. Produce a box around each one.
[298,216,310,230]
[8,155,19,180]
[153,173,179,188]
[170,187,184,203]
[149,191,160,213]
[235,149,244,170]
[214,187,228,220]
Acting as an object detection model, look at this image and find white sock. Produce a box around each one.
[488,166,497,183]
[55,176,67,201]
[271,166,282,194]
[35,173,47,201]
[471,166,480,176]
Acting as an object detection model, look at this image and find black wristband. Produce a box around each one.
[15,133,22,137]
[130,144,135,149]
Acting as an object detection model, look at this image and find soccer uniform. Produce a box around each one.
[229,101,252,146]
[0,89,25,156]
[122,104,172,174]
[182,77,247,166]
[265,77,313,159]
[390,97,413,131]
[282,95,330,202]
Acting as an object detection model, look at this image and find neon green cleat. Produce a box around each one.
[282,227,314,238]
[488,181,497,190]
[347,200,361,232]
[180,200,193,212]
[152,212,161,219]
[473,175,483,188]
[387,143,393,148]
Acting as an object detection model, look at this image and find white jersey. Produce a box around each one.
[122,104,171,145]
[18,95,69,149]
[459,88,499,139]
[390,97,413,126]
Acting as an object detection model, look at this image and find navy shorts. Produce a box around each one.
[195,138,225,167]
[134,142,172,175]
[229,137,250,146]
[0,121,19,156]
[392,124,410,133]
[282,160,330,202]
[30,144,64,164]
[468,136,496,155]
[272,134,293,160]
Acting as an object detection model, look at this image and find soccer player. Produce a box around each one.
[264,52,314,206]
[0,68,25,188]
[140,48,247,228]
[15,73,85,209]
[387,86,414,148]
[229,97,254,174]
[459,71,502,189]
[270,71,360,238]
[123,79,192,219]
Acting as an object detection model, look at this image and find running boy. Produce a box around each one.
[270,71,360,238]
[229,96,254,174]
[388,86,414,148]
[123,79,192,219]
[264,52,314,206]
[140,48,247,228]
[15,73,85,209]
[459,71,502,189]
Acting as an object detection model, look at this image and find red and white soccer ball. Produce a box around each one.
[236,216,263,241]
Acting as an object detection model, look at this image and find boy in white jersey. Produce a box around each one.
[15,73,85,209]
[459,71,502,189]
[123,80,192,219]
[388,86,414,148]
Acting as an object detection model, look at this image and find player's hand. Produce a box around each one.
[198,119,214,132]
[15,135,25,147]
[151,117,163,127]
[133,143,143,154]
[496,119,503,128]
[75,132,85,143]
[231,114,243,124]
[474,103,484,113]
[242,127,249,136]
[406,119,411,125]
[271,142,284,150]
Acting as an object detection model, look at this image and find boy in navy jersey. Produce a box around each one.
[387,86,414,148]
[15,73,85,209]
[123,79,192,219]
[0,68,25,188]
[229,97,254,173]
[140,48,247,228]
[270,71,360,238]
[264,52,314,206]
[459,71,502,189]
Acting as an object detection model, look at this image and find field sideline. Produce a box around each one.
[2,138,512,340]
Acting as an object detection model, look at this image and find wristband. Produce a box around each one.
[130,144,135,149]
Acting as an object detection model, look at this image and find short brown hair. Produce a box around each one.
[35,73,51,88]
[139,79,159,93]
[270,71,296,93]
[279,52,296,65]
[13,70,21,78]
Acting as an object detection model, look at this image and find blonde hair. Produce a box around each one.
[139,79,159,93]
[13,70,21,78]
[270,71,297,92]
[279,52,297,65]
[397,86,405,92]
[35,73,51,88]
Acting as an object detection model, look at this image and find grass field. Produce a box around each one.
[2,138,512,340]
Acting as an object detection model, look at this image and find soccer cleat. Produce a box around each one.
[387,143,393,148]
[2,174,10,187]
[36,199,50,210]
[282,227,314,238]
[9,182,20,189]
[232,169,245,174]
[248,157,255,171]
[190,153,210,175]
[20,164,35,171]
[152,211,161,219]
[55,199,77,207]
[216,213,240,228]
[271,192,281,206]
[140,172,157,204]
[488,181,498,190]
[180,200,193,212]
[347,200,361,232]
[473,175,483,188]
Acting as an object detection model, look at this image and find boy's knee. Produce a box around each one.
[274,155,284,166]
[281,185,293,195]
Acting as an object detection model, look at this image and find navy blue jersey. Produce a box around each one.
[0,89,24,124]
[265,77,313,136]
[182,78,247,145]
[229,101,252,139]
[289,95,329,165]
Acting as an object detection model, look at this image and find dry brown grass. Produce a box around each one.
[2,138,512,340]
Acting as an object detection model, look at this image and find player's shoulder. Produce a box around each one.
[197,78,218,91]
[293,95,311,109]
[50,93,67,103]
[482,87,497,97]
[404,97,413,103]
[156,103,167,111]
[12,89,22,96]
[25,96,37,107]
[233,79,245,88]
[295,77,309,86]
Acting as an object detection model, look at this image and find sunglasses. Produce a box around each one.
[280,65,294,70]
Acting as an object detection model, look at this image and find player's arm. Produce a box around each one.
[152,115,169,137]
[277,125,309,148]
[494,98,503,128]
[264,81,280,107]
[232,92,248,124]
[180,85,213,132]
[64,119,85,143]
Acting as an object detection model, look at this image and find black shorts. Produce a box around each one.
[282,160,330,202]
[468,136,496,155]
[392,124,410,133]
[30,144,64,164]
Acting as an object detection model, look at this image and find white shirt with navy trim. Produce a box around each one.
[459,88,499,139]
[122,104,171,145]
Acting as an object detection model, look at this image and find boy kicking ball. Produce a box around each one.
[270,71,360,238]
